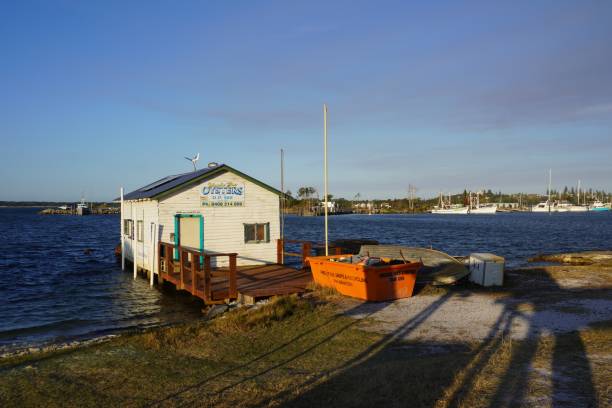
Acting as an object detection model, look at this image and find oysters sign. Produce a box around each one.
[201,182,245,207]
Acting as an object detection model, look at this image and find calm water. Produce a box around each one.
[0,208,203,353]
[1,208,611,352]
[284,212,612,267]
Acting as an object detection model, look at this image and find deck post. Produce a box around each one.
[192,251,197,294]
[179,248,185,290]
[302,242,312,268]
[149,222,155,287]
[133,253,137,279]
[277,239,283,265]
[132,205,137,280]
[204,255,212,301]
[120,187,125,271]
[229,254,237,299]
[158,242,164,284]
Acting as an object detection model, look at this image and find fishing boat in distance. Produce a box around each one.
[431,192,469,214]
[469,191,497,214]
[589,200,610,211]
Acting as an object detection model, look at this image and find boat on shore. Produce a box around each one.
[308,245,472,301]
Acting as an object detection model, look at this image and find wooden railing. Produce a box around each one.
[158,242,237,303]
[276,239,343,268]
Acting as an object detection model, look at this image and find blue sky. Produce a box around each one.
[1,0,611,201]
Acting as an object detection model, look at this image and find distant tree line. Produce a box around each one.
[282,186,612,213]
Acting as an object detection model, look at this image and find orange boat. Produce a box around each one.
[308,254,422,301]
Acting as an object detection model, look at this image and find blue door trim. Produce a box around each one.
[173,214,204,260]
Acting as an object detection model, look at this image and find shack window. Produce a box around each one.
[244,223,270,243]
[123,219,134,239]
[136,220,144,242]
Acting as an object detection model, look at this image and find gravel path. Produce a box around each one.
[338,266,612,341]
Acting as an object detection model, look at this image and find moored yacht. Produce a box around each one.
[557,201,588,212]
[532,201,553,212]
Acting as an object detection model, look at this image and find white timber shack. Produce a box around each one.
[119,163,282,286]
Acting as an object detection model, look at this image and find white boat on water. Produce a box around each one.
[432,205,470,214]
[555,201,570,212]
[532,201,553,212]
[532,170,574,213]
[557,201,588,212]
[589,200,610,212]
[431,193,469,214]
[569,180,589,212]
[533,200,588,213]
[470,204,497,214]
[468,191,497,214]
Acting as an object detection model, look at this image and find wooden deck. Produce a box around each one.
[162,264,312,303]
[158,242,312,304]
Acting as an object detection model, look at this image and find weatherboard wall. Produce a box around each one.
[157,171,280,267]
[121,199,159,273]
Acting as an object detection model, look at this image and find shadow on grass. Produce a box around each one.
[276,268,599,407]
[150,267,600,407]
[146,297,398,407]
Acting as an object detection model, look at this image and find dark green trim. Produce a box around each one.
[152,165,282,201]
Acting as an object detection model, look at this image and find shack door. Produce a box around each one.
[173,214,204,258]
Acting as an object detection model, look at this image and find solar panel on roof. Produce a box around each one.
[139,175,182,191]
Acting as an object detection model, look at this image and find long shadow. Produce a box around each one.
[485,268,598,407]
[552,331,597,407]
[443,308,516,408]
[153,265,601,407]
[146,299,395,407]
[278,267,601,407]
[261,292,455,407]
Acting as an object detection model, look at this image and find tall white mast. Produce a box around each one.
[120,187,125,271]
[280,148,285,261]
[578,179,581,206]
[548,169,552,214]
[323,104,329,256]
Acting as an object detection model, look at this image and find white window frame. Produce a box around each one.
[136,220,144,242]
[123,219,134,239]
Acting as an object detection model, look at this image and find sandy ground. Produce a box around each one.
[337,265,612,342]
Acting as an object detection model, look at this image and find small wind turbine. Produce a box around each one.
[185,153,200,171]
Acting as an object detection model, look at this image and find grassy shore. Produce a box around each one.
[1,269,610,407]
